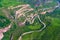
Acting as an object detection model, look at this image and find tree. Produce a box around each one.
[0,0,2,7]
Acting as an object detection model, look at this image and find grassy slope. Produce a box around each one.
[0,0,25,8]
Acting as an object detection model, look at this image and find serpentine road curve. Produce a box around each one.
[18,15,46,40]
[18,5,59,40]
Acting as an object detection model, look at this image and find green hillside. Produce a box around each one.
[0,0,60,40]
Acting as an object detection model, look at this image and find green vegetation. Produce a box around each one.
[0,16,11,28]
[0,9,11,28]
[0,0,60,40]
[22,8,60,40]
[0,0,23,8]
[22,30,45,40]
[28,18,41,30]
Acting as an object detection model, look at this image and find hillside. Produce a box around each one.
[0,0,60,40]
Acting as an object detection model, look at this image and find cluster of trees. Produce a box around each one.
[0,0,21,7]
[0,15,11,28]
[0,0,60,40]
[0,0,2,7]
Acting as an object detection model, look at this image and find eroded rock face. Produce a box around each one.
[0,32,4,40]
[18,22,25,26]
[0,24,12,40]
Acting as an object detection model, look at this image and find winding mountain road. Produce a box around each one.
[18,15,46,40]
[18,5,59,40]
[1,4,58,40]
